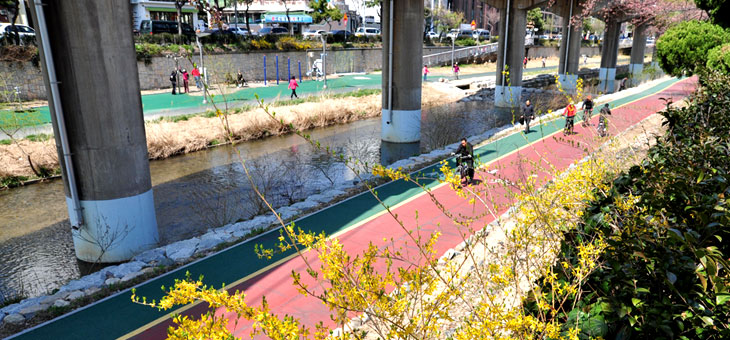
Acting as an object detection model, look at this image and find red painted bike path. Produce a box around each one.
[122,77,696,340]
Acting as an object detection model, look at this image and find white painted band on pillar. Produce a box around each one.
[381,109,421,143]
[494,85,522,108]
[599,67,616,93]
[67,189,159,263]
[558,74,579,92]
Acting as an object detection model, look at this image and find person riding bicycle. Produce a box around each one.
[598,103,612,137]
[581,96,594,127]
[453,138,474,183]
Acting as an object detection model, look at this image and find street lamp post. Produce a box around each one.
[196,31,211,103]
[320,33,327,89]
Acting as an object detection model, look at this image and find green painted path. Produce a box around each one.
[7,76,688,340]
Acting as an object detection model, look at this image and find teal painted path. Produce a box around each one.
[1,60,626,131]
[7,76,688,340]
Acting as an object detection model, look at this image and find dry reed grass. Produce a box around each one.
[0,85,458,179]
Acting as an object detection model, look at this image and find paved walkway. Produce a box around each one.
[8,77,695,340]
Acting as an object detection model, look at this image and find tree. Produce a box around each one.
[432,7,464,36]
[174,0,186,36]
[308,0,344,31]
[364,0,382,24]
[484,6,500,34]
[280,0,293,35]
[243,0,253,35]
[706,43,730,75]
[656,20,730,76]
[694,0,730,27]
[527,7,544,33]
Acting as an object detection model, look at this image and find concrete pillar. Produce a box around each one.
[495,2,527,107]
[30,0,159,263]
[629,23,647,86]
[598,18,621,93]
[381,0,423,144]
[557,0,582,92]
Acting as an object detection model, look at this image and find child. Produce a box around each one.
[453,63,460,80]
[289,76,299,99]
[423,65,430,81]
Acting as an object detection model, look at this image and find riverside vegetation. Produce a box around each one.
[132,60,727,339]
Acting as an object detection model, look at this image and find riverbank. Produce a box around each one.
[0,85,460,188]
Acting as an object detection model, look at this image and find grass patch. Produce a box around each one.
[24,133,53,142]
[0,139,11,145]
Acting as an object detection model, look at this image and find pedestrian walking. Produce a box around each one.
[598,103,612,137]
[289,76,299,99]
[169,68,177,95]
[522,99,535,133]
[581,96,594,127]
[584,54,588,65]
[453,63,460,80]
[181,69,189,94]
[541,57,546,68]
[191,65,202,90]
[423,65,430,81]
[523,56,528,69]
[618,77,628,91]
[564,101,577,135]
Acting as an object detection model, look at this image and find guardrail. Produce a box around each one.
[422,38,535,66]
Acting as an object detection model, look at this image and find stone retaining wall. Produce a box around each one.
[1,47,452,101]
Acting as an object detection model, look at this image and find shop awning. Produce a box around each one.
[264,12,312,23]
[145,7,197,13]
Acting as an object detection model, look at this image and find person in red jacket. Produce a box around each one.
[289,76,299,99]
[564,101,577,135]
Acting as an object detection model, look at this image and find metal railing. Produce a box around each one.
[422,37,535,66]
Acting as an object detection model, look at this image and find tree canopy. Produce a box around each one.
[308,0,344,28]
[694,0,730,27]
[656,20,730,77]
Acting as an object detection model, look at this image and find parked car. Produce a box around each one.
[472,29,490,40]
[139,20,195,36]
[257,27,289,35]
[302,29,327,39]
[0,23,35,39]
[329,30,353,41]
[538,34,550,40]
[355,27,381,37]
[227,27,251,36]
[446,28,473,40]
[426,31,440,40]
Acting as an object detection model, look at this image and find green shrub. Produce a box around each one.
[531,71,730,339]
[707,43,730,76]
[656,20,730,77]
[455,38,476,46]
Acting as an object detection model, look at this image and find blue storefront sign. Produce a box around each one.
[264,14,313,23]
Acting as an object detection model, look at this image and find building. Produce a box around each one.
[442,0,499,33]
[130,0,200,31]
[222,0,312,34]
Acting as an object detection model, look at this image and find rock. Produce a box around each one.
[106,261,146,279]
[290,200,320,211]
[121,271,144,283]
[59,271,105,293]
[197,232,225,252]
[154,257,175,267]
[165,238,199,262]
[249,214,277,229]
[67,291,85,301]
[53,300,70,308]
[105,277,121,286]
[141,267,156,275]
[349,317,362,328]
[386,159,414,170]
[18,303,45,318]
[0,313,4,324]
[319,189,346,201]
[133,248,166,264]
[275,206,300,221]
[334,181,355,191]
[3,313,25,325]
